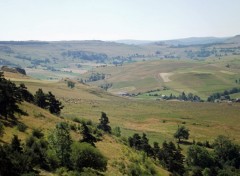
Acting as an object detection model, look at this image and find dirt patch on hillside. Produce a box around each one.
[124,118,161,132]
[159,73,173,82]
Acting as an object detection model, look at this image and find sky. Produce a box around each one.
[0,0,240,41]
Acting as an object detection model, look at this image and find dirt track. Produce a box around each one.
[159,72,173,82]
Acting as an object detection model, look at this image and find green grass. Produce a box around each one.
[3,71,240,175]
[86,58,240,100]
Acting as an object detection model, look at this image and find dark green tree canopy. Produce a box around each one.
[174,126,190,143]
[46,91,64,116]
[80,123,97,146]
[34,89,63,115]
[0,72,23,119]
[97,112,111,133]
[18,83,34,103]
[187,145,215,168]
[71,142,107,172]
[34,88,48,108]
[48,122,72,167]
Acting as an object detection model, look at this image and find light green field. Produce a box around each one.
[2,71,240,175]
[86,58,240,100]
[8,73,239,146]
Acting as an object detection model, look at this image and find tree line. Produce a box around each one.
[0,121,107,175]
[161,92,202,102]
[0,72,63,119]
[61,50,108,63]
[0,111,112,175]
[207,87,240,102]
[127,126,240,176]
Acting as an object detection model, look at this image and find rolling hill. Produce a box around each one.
[1,65,240,175]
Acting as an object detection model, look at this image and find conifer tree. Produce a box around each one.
[46,91,63,115]
[97,112,111,133]
[80,123,97,146]
[0,72,23,119]
[18,83,34,102]
[34,88,48,108]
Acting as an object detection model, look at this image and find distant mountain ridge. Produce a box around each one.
[115,35,240,46]
[225,35,240,44]
[114,39,153,45]
[155,36,230,46]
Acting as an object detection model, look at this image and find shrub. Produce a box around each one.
[0,122,4,137]
[72,117,81,123]
[32,128,44,138]
[71,142,107,172]
[46,149,60,170]
[55,167,69,176]
[17,123,28,132]
[112,126,121,137]
[70,124,77,131]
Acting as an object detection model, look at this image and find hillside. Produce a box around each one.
[0,71,170,176]
[225,35,240,44]
[3,71,240,145]
[0,35,240,82]
[1,71,240,175]
[83,58,240,100]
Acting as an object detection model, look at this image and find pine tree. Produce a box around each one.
[97,112,111,133]
[0,72,23,119]
[141,133,153,156]
[153,142,160,160]
[46,91,63,115]
[80,123,97,146]
[34,88,48,108]
[159,141,185,175]
[11,135,23,153]
[18,83,34,102]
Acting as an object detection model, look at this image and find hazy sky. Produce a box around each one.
[1,0,240,41]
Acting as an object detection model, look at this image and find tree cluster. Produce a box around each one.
[207,87,240,102]
[0,72,26,119]
[187,135,240,175]
[0,73,63,119]
[87,73,106,82]
[128,133,185,175]
[61,50,108,63]
[0,122,107,176]
[162,92,202,102]
[34,89,63,115]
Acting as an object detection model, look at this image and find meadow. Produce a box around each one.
[1,38,240,175]
[87,58,240,100]
[7,71,240,146]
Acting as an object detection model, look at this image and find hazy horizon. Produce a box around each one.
[1,0,240,41]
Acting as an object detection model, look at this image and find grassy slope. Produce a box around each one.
[5,71,240,145]
[1,72,170,176]
[87,58,240,99]
[2,70,240,174]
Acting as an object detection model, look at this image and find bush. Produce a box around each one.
[17,123,28,132]
[0,122,4,137]
[32,128,44,138]
[46,149,60,170]
[72,117,81,123]
[71,142,107,172]
[70,124,77,131]
[112,127,121,137]
[55,167,69,176]
[128,163,143,176]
